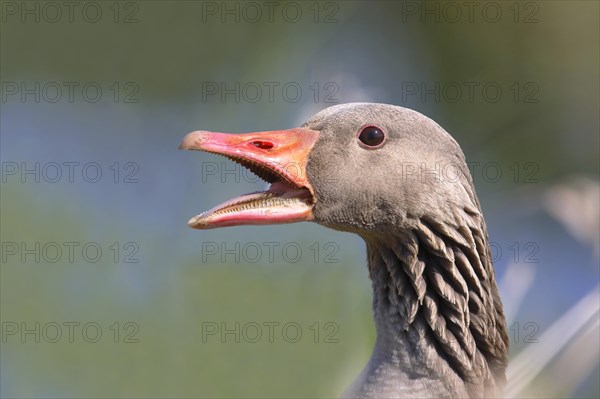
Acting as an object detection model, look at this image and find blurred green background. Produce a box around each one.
[1,1,598,398]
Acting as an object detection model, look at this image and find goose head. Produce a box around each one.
[180,103,473,236]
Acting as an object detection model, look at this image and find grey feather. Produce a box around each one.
[302,103,508,398]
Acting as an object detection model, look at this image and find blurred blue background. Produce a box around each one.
[1,1,598,398]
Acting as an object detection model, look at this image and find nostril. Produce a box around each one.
[251,141,274,150]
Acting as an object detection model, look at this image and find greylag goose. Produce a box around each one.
[179,103,509,398]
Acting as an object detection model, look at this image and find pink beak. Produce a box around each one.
[179,128,320,229]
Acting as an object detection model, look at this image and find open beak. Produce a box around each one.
[179,128,319,229]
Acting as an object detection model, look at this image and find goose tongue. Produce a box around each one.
[179,128,319,229]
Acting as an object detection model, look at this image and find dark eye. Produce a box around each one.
[358,125,386,148]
